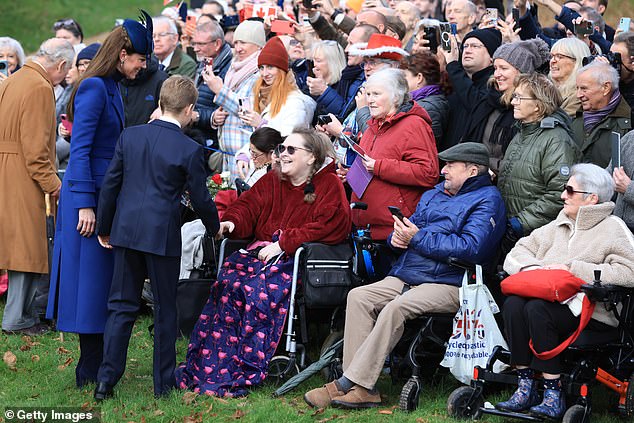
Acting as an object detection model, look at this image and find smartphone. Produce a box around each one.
[60,113,73,133]
[618,17,631,33]
[302,0,313,9]
[0,60,8,77]
[423,26,439,54]
[307,59,315,78]
[484,8,498,24]
[271,19,295,34]
[204,57,214,68]
[512,8,520,29]
[574,20,594,36]
[317,114,332,125]
[388,206,405,222]
[185,15,196,37]
[439,22,453,52]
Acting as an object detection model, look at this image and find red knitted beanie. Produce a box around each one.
[258,36,289,72]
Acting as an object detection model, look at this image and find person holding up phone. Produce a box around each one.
[304,142,506,410]
[0,37,25,84]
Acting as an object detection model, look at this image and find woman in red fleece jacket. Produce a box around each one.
[346,68,439,241]
[176,129,351,397]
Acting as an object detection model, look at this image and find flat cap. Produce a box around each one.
[439,142,490,166]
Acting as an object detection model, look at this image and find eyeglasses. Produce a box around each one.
[361,58,390,69]
[191,39,217,47]
[463,43,484,50]
[551,53,575,62]
[289,39,302,47]
[274,144,312,155]
[77,61,91,70]
[53,19,79,31]
[511,93,537,103]
[564,185,592,196]
[153,32,176,39]
[249,149,266,159]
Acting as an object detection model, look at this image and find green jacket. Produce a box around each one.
[498,109,581,235]
[571,97,632,167]
[165,46,197,80]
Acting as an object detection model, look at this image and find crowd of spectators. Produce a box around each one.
[1,0,634,416]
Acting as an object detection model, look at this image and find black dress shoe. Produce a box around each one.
[94,382,114,401]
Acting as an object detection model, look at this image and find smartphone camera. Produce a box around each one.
[439,22,452,52]
[0,60,8,77]
[423,26,439,54]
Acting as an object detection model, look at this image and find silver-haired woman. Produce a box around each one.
[0,37,26,83]
[497,163,634,419]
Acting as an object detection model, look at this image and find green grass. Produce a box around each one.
[0,297,627,423]
[0,0,164,54]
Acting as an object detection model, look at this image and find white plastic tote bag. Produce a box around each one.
[440,265,508,384]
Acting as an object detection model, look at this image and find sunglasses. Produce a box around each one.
[53,19,79,31]
[564,185,592,196]
[274,144,312,156]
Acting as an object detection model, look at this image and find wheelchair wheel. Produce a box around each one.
[399,377,421,412]
[626,373,634,417]
[267,356,300,385]
[320,330,343,381]
[562,404,587,423]
[447,386,483,420]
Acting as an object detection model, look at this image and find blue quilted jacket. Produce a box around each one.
[388,173,506,286]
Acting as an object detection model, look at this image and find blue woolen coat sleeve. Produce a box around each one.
[408,190,506,264]
[96,133,124,236]
[67,78,106,209]
[518,11,555,47]
[187,145,220,236]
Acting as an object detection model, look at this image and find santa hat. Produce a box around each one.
[348,33,409,61]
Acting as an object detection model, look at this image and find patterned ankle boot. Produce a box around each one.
[496,377,540,412]
[530,387,566,419]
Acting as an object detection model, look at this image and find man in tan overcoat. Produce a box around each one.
[0,38,74,335]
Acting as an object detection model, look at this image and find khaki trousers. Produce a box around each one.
[343,276,459,389]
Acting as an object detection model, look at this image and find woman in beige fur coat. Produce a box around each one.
[496,163,634,419]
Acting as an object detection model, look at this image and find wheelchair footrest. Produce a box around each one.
[477,369,518,385]
[480,407,545,421]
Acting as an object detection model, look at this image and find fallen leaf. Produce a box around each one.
[183,412,203,423]
[378,409,393,414]
[416,418,429,423]
[317,418,333,423]
[20,344,31,351]
[232,409,245,419]
[182,391,198,405]
[57,356,73,370]
[31,355,40,362]
[57,347,71,355]
[140,416,146,423]
[81,402,93,411]
[3,351,17,370]
[30,393,40,399]
[215,397,229,404]
[205,403,213,413]
[153,410,165,416]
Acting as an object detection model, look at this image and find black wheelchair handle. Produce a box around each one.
[447,257,476,271]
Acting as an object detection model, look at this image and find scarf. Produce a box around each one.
[463,88,517,153]
[257,82,273,113]
[583,89,622,133]
[223,50,259,91]
[410,84,442,102]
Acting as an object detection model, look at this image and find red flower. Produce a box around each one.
[211,173,223,184]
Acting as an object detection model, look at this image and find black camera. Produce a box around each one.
[582,52,622,74]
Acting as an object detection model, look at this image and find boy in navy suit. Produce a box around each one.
[94,76,220,399]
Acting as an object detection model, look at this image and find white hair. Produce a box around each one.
[35,38,75,71]
[571,163,614,203]
[577,60,620,91]
[312,40,346,86]
[366,68,410,107]
[153,16,178,35]
[0,37,26,67]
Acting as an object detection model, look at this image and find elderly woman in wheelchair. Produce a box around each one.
[175,129,351,397]
[496,163,634,419]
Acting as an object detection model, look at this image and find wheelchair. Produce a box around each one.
[447,271,634,422]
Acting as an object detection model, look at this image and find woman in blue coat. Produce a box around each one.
[47,14,153,388]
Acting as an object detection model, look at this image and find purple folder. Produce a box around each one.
[347,155,373,198]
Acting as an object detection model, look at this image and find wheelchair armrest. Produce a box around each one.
[497,271,509,282]
[217,238,252,278]
[580,283,630,303]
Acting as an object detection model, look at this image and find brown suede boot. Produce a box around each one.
[304,381,345,408]
[331,385,381,409]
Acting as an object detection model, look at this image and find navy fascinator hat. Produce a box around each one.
[122,10,154,61]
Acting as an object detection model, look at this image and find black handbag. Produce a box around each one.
[300,242,357,308]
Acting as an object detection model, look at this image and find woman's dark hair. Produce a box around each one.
[67,26,138,121]
[53,18,84,42]
[399,52,452,95]
[250,127,284,153]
